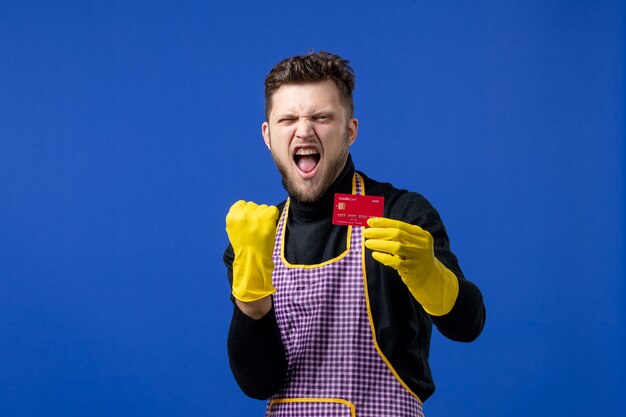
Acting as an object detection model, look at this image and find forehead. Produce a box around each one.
[269,80,344,115]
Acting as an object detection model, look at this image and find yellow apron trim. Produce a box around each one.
[268,397,356,417]
[359,176,424,404]
[279,173,358,269]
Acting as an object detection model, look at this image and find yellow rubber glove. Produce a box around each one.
[226,200,279,302]
[363,217,459,316]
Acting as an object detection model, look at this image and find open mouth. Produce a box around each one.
[293,148,321,177]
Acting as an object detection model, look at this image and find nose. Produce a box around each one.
[295,117,315,139]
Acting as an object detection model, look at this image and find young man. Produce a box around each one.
[224,51,485,417]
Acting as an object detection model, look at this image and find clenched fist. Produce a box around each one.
[226,201,279,302]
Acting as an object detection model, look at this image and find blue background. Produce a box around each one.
[1,1,624,416]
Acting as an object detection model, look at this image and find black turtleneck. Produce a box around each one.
[225,154,486,401]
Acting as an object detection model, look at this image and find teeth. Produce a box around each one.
[295,149,319,156]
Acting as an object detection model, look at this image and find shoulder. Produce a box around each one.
[357,170,439,225]
[276,200,287,214]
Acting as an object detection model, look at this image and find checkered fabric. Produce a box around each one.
[268,174,424,417]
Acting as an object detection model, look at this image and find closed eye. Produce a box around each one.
[313,114,333,123]
[277,117,298,124]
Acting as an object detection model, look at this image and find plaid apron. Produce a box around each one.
[267,174,424,417]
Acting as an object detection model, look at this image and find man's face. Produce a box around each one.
[262,80,358,203]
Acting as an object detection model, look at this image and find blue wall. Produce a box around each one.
[1,1,623,416]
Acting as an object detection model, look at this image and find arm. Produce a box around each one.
[224,201,289,398]
[364,192,485,342]
[224,243,287,399]
[421,205,485,342]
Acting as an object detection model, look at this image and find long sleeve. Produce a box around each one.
[391,192,486,342]
[224,245,288,399]
[431,278,485,342]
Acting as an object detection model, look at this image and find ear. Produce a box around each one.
[347,117,358,145]
[262,121,271,150]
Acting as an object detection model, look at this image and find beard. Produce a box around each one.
[270,135,350,204]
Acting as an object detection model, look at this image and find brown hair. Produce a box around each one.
[264,51,355,120]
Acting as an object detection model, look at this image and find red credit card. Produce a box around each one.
[332,193,384,226]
